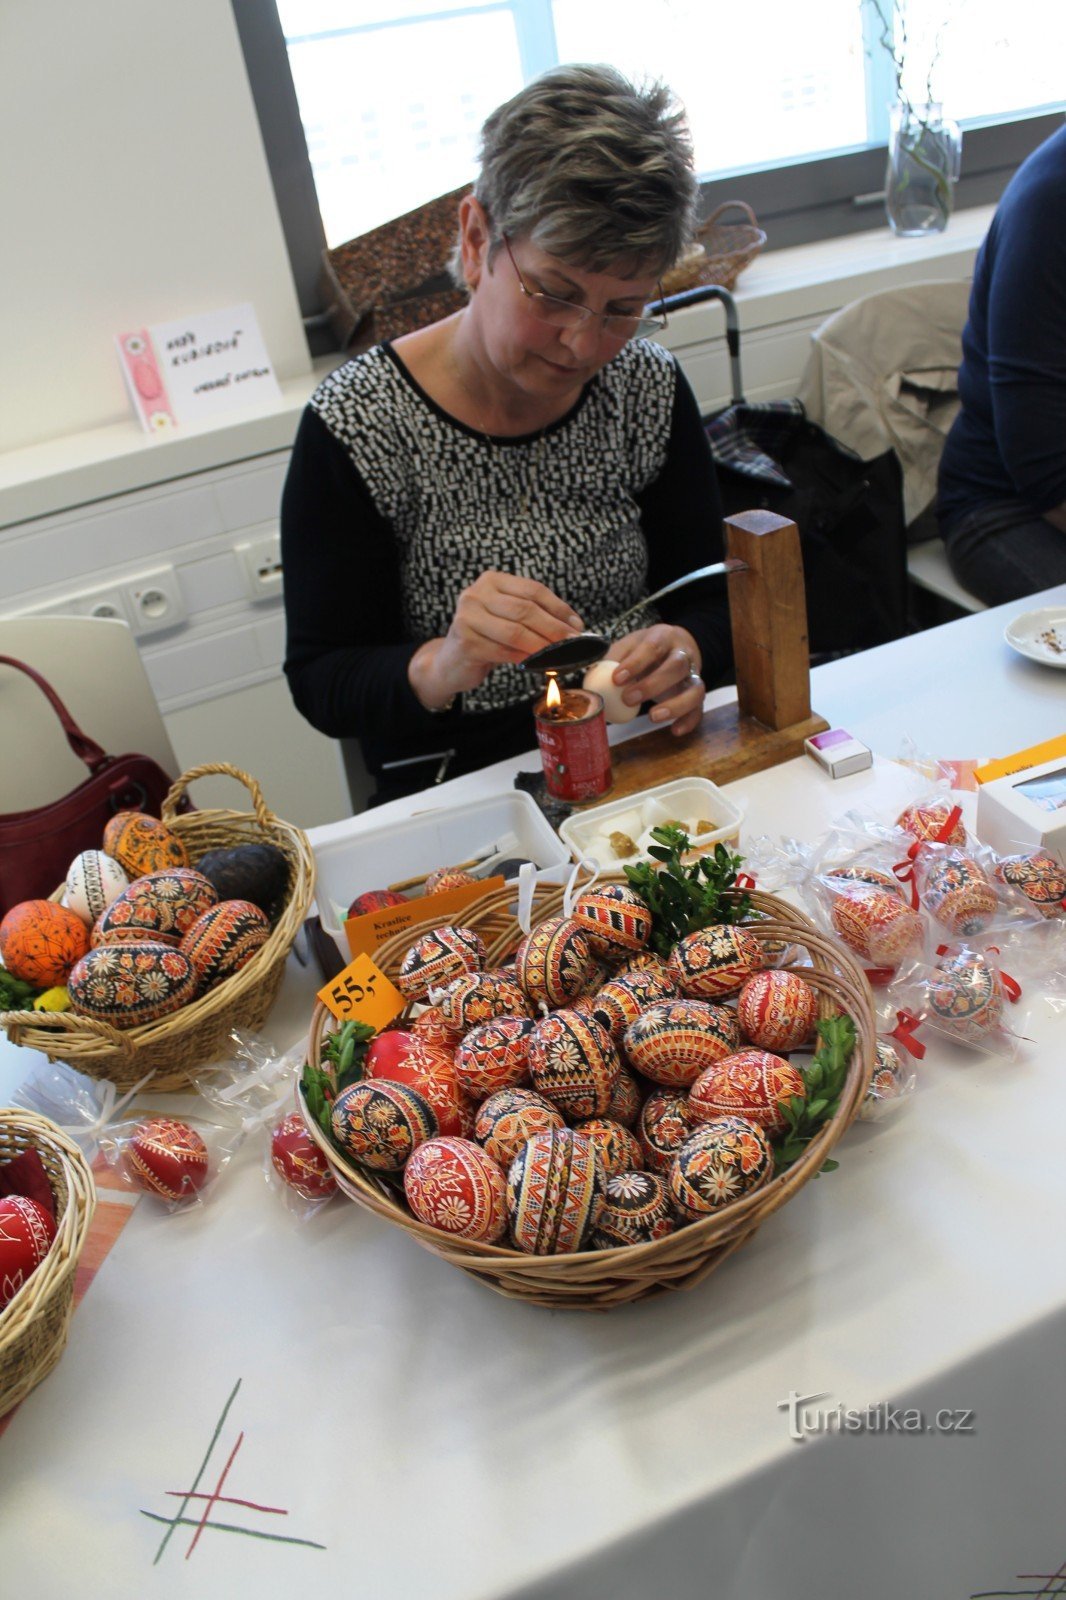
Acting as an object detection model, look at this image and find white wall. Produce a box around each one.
[0,0,311,452]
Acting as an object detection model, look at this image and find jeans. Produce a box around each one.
[941,498,1066,605]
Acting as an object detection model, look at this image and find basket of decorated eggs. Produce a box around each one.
[298,840,876,1310]
[0,763,314,1093]
[0,1108,96,1416]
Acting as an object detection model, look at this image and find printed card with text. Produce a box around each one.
[115,302,281,435]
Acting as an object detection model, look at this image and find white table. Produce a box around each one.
[1,590,1064,1600]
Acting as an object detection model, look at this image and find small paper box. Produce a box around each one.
[975,757,1066,862]
[804,728,873,779]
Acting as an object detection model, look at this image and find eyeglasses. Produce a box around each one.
[502,236,668,341]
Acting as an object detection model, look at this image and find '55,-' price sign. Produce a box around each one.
[317,951,404,1031]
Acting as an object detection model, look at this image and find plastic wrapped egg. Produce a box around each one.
[574,1118,644,1179]
[581,658,638,724]
[128,1117,209,1201]
[623,999,741,1087]
[994,849,1066,918]
[570,884,653,960]
[921,853,998,937]
[455,1014,535,1099]
[638,1088,695,1174]
[830,889,923,967]
[102,811,188,877]
[67,940,198,1027]
[474,1087,566,1167]
[824,863,903,899]
[859,1040,912,1120]
[668,924,764,1000]
[689,1048,806,1137]
[515,915,595,1008]
[528,1008,620,1120]
[181,899,270,987]
[396,925,486,1003]
[270,1112,337,1199]
[669,1116,774,1220]
[438,970,531,1039]
[737,969,818,1051]
[896,800,966,846]
[404,1136,508,1242]
[589,1170,676,1249]
[927,952,1004,1044]
[0,1195,57,1309]
[507,1127,605,1254]
[0,899,90,987]
[65,850,129,925]
[92,868,218,948]
[330,1079,437,1171]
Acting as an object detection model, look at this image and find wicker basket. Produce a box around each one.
[300,883,875,1311]
[0,1109,96,1415]
[661,201,767,296]
[0,763,315,1093]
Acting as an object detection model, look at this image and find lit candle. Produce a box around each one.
[534,677,611,800]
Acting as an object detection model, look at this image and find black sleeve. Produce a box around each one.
[281,407,459,743]
[634,363,734,687]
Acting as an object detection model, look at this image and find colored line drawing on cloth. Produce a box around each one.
[970,1551,1066,1597]
[141,1378,326,1563]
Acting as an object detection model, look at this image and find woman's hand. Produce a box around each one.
[606,624,705,737]
[409,571,583,709]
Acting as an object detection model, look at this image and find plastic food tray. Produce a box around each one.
[558,777,743,872]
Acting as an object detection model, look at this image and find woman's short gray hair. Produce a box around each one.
[450,63,698,287]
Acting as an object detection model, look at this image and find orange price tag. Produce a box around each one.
[317,951,405,1030]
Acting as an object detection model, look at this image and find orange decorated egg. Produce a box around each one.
[270,1112,337,1199]
[0,899,90,987]
[623,998,741,1088]
[92,868,218,948]
[330,1079,437,1171]
[506,1127,605,1255]
[668,924,764,1000]
[896,800,966,847]
[102,811,188,877]
[128,1117,209,1201]
[528,1008,620,1120]
[824,863,904,900]
[181,899,270,987]
[473,1087,566,1167]
[515,915,596,1008]
[570,884,653,961]
[404,1136,508,1241]
[669,1117,774,1219]
[689,1048,806,1137]
[424,867,479,896]
[590,967,678,1038]
[67,940,198,1027]
[574,1117,644,1179]
[737,969,818,1051]
[0,1195,57,1309]
[396,925,485,1003]
[830,888,923,967]
[605,1065,643,1128]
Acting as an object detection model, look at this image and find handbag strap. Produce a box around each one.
[0,654,109,771]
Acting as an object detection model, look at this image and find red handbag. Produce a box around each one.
[0,655,187,915]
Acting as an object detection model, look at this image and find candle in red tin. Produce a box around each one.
[534,680,612,801]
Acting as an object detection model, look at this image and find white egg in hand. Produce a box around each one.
[583,658,638,723]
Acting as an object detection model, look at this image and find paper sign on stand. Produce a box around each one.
[343,877,506,961]
[317,952,405,1030]
[115,302,281,434]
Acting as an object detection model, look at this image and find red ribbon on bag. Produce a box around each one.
[888,1010,926,1059]
[735,873,756,890]
[986,946,1023,1003]
[893,803,963,910]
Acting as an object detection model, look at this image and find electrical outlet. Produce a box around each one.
[236,533,283,601]
[122,566,187,638]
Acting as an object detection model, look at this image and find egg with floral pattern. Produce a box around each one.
[404,1136,508,1242]
[507,1127,605,1254]
[92,869,218,948]
[590,967,678,1038]
[589,1170,676,1250]
[927,951,1004,1044]
[527,1008,620,1120]
[369,1037,473,1138]
[515,915,596,1009]
[994,849,1066,918]
[455,1014,535,1099]
[737,969,818,1051]
[331,1079,438,1171]
[922,852,998,936]
[0,899,90,987]
[574,1117,644,1179]
[570,884,653,961]
[67,940,198,1027]
[474,1087,566,1167]
[101,811,188,877]
[669,1116,774,1220]
[622,999,741,1087]
[65,850,129,926]
[668,923,764,1000]
[270,1112,337,1199]
[605,1065,643,1128]
[638,1088,696,1174]
[396,925,486,1003]
[438,970,532,1040]
[689,1049,806,1138]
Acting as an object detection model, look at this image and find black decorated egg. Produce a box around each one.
[737,969,818,1051]
[668,924,764,1000]
[623,999,741,1088]
[589,1170,676,1249]
[181,899,270,988]
[570,884,653,961]
[67,940,198,1028]
[403,1136,508,1242]
[515,915,596,1008]
[689,1049,806,1137]
[994,849,1066,918]
[396,925,486,1002]
[330,1079,437,1171]
[638,1088,695,1174]
[605,1065,643,1128]
[101,811,188,877]
[528,1008,620,1120]
[830,888,923,967]
[669,1116,774,1220]
[574,1117,643,1179]
[859,1040,911,1120]
[591,967,678,1038]
[922,852,998,936]
[927,952,1003,1043]
[92,869,218,948]
[455,1014,535,1099]
[197,843,291,922]
[507,1127,605,1254]
[474,1087,565,1167]
[65,850,129,925]
[438,970,531,1039]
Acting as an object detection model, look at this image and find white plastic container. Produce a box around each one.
[312,791,571,943]
[558,777,743,872]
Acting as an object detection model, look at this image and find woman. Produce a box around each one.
[282,64,730,803]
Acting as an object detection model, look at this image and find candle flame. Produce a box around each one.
[544,673,562,711]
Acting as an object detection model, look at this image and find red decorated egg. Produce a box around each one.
[411,1005,456,1047]
[438,970,531,1038]
[605,1065,643,1128]
[67,940,198,1027]
[102,811,188,877]
[474,1087,566,1167]
[181,899,270,987]
[669,1116,774,1220]
[591,967,678,1037]
[347,888,407,919]
[396,924,486,1002]
[668,924,764,1000]
[689,1049,806,1137]
[570,884,653,961]
[455,1014,534,1099]
[574,1117,644,1179]
[93,868,218,947]
[860,1040,911,1119]
[0,899,89,987]
[370,1037,473,1138]
[404,1136,508,1241]
[0,1195,57,1309]
[366,1028,418,1076]
[528,1008,620,1120]
[737,969,818,1051]
[270,1112,337,1199]
[638,1088,695,1173]
[128,1117,209,1201]
[331,1079,437,1171]
[927,952,1003,1043]
[824,863,903,899]
[896,800,966,846]
[424,867,479,895]
[515,915,596,1008]
[830,888,923,967]
[922,852,998,936]
[623,999,741,1087]
[589,1170,676,1250]
[994,849,1066,918]
[506,1127,605,1254]
[65,850,129,925]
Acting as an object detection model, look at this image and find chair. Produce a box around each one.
[0,617,179,812]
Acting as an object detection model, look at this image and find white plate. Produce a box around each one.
[1004,607,1066,669]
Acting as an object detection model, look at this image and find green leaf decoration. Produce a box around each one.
[623,826,751,956]
[772,1012,857,1177]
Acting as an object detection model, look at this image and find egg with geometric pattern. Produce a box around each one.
[573,1117,644,1179]
[270,1112,337,1199]
[590,967,678,1038]
[829,888,923,968]
[589,1170,676,1250]
[65,850,129,926]
[622,998,741,1088]
[0,899,90,987]
[637,1088,696,1174]
[993,849,1066,919]
[737,968,818,1052]
[438,970,532,1040]
[101,811,188,877]
[927,951,1004,1044]
[896,799,967,847]
[455,1014,535,1099]
[396,925,486,1003]
[689,1048,806,1138]
[180,899,270,988]
[0,1195,57,1310]
[368,1038,473,1139]
[506,1127,605,1254]
[859,1040,911,1120]
[127,1117,210,1201]
[570,884,653,961]
[668,923,764,1000]
[605,1065,644,1129]
[473,1087,566,1168]
[527,1007,620,1121]
[515,915,596,1009]
[669,1116,774,1220]
[404,1136,508,1242]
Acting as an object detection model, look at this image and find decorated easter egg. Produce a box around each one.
[195,843,290,922]
[570,884,653,961]
[396,925,486,1003]
[102,811,188,877]
[922,853,998,936]
[0,899,89,987]
[515,915,596,1008]
[181,899,270,987]
[528,1008,620,1120]
[93,868,218,948]
[896,800,966,847]
[591,967,678,1037]
[623,999,741,1087]
[0,1195,57,1309]
[270,1112,337,1199]
[438,970,531,1039]
[128,1117,209,1201]
[605,1065,643,1128]
[366,1028,418,1076]
[689,1049,806,1138]
[830,888,923,967]
[574,1118,644,1179]
[474,1087,566,1168]
[668,924,764,1000]
[455,1014,535,1099]
[330,1079,438,1171]
[67,941,198,1028]
[370,1037,473,1138]
[65,850,129,925]
[425,867,478,896]
[927,952,1003,1044]
[737,969,818,1052]
[507,1127,605,1255]
[347,888,407,920]
[824,863,903,899]
[669,1116,774,1220]
[994,849,1066,918]
[404,1136,508,1242]
[638,1088,696,1174]
[411,1005,456,1048]
[589,1171,676,1250]
[859,1040,911,1120]
[619,952,675,981]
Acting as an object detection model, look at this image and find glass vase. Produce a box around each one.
[885,102,962,237]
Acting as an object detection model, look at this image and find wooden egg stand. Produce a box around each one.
[607,510,829,799]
